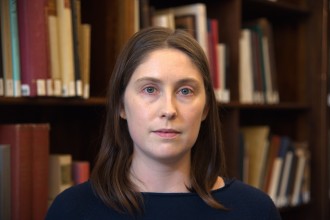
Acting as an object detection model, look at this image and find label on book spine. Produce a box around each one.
[21,84,30,96]
[76,80,82,97]
[53,80,62,96]
[47,79,53,96]
[14,80,21,97]
[5,79,14,97]
[36,79,46,96]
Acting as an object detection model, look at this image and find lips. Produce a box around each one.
[153,129,180,138]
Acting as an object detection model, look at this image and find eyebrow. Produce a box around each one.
[135,77,202,87]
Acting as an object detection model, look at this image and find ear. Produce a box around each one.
[120,103,127,119]
[202,104,209,121]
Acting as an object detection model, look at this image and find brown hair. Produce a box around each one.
[91,26,226,214]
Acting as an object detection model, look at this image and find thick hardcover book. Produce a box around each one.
[0,144,11,220]
[17,0,49,96]
[32,124,50,220]
[0,124,33,220]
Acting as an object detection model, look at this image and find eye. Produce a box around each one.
[179,87,193,96]
[143,86,157,94]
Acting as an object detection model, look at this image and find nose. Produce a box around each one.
[160,93,177,120]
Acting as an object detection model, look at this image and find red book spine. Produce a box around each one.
[17,0,49,96]
[32,124,50,220]
[0,124,33,220]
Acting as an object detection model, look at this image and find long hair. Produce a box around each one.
[91,26,226,214]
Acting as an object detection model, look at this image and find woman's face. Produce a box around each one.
[121,48,208,164]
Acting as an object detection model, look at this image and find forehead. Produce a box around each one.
[131,48,202,80]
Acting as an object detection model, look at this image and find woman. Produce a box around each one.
[46,27,281,219]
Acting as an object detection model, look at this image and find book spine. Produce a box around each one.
[70,0,82,97]
[56,0,75,97]
[0,124,33,220]
[9,0,21,97]
[0,145,11,220]
[47,0,62,96]
[18,0,49,96]
[32,124,50,220]
[81,24,91,99]
[1,0,14,96]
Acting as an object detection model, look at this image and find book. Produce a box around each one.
[138,0,151,29]
[17,0,49,96]
[290,141,310,206]
[267,136,290,204]
[152,8,175,29]
[48,154,73,204]
[80,23,91,99]
[0,124,33,220]
[9,0,21,96]
[71,0,83,97]
[216,43,230,102]
[56,0,75,96]
[207,19,220,95]
[240,126,270,189]
[1,0,14,96]
[277,143,295,207]
[239,29,254,103]
[47,0,62,96]
[0,144,11,220]
[31,124,50,220]
[72,160,90,185]
[263,135,281,192]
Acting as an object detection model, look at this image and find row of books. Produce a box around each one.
[139,1,230,103]
[239,126,310,208]
[239,18,280,104]
[0,123,90,220]
[0,0,91,98]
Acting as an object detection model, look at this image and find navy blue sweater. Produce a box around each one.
[46,179,281,220]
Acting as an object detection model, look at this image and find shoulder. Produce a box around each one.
[45,181,110,220]
[214,179,281,219]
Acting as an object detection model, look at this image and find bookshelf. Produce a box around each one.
[0,0,329,219]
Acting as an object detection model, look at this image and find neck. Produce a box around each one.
[129,153,191,193]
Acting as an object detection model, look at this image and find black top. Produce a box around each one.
[46,179,281,220]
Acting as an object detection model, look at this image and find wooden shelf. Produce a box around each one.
[0,97,106,107]
[219,102,309,110]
